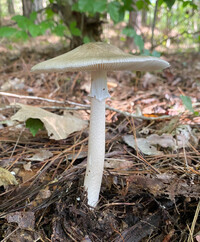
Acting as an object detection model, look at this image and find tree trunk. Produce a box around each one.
[126,0,142,50]
[32,0,44,23]
[142,9,147,26]
[22,0,33,18]
[0,0,2,26]
[22,0,44,23]
[53,1,102,49]
[151,0,159,50]
[7,0,15,15]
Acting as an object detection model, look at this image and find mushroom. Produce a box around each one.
[31,42,170,207]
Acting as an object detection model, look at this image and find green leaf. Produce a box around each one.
[134,34,144,52]
[180,95,194,113]
[26,118,44,137]
[123,0,133,11]
[83,36,90,43]
[93,0,107,13]
[108,2,121,23]
[15,30,29,40]
[71,2,79,11]
[30,11,37,22]
[69,21,81,37]
[38,21,50,34]
[143,49,150,56]
[53,24,66,37]
[118,7,125,22]
[45,8,55,18]
[182,1,197,9]
[158,0,164,7]
[136,0,144,10]
[122,27,136,37]
[29,24,41,37]
[12,15,31,30]
[163,0,175,9]
[0,27,18,37]
[151,50,161,57]
[78,0,93,13]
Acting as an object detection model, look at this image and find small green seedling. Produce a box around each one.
[180,95,199,116]
[25,118,44,137]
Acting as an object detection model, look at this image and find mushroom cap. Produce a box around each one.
[31,42,170,73]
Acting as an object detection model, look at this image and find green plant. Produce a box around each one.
[0,11,67,40]
[26,118,45,137]
[122,26,161,56]
[180,95,199,116]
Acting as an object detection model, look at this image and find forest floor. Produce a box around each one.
[0,37,200,242]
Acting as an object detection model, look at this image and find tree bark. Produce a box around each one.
[151,0,159,50]
[52,1,102,49]
[32,0,44,23]
[0,0,1,26]
[142,9,147,26]
[7,0,15,15]
[22,0,33,18]
[126,0,142,50]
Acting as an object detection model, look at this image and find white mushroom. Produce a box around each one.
[31,42,170,207]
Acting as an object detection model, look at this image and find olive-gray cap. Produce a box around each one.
[31,42,170,73]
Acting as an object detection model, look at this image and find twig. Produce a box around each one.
[1,227,20,242]
[0,92,172,120]
[8,127,25,168]
[152,30,200,49]
[124,147,161,174]
[187,200,200,242]
[0,91,87,107]
[0,105,89,111]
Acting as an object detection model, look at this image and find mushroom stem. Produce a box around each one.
[89,71,110,101]
[84,71,109,207]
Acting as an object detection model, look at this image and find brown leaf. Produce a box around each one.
[6,211,35,229]
[26,149,53,162]
[123,135,163,156]
[5,229,40,242]
[105,158,133,170]
[11,103,88,140]
[0,167,18,188]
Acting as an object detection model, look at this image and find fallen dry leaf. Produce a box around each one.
[105,158,133,170]
[23,162,32,171]
[142,72,157,88]
[4,229,40,242]
[123,135,163,156]
[124,125,199,155]
[0,167,18,188]
[29,187,52,208]
[18,169,38,183]
[175,124,198,148]
[128,174,200,200]
[196,235,200,242]
[1,78,25,91]
[26,149,53,162]
[147,133,175,148]
[11,103,88,140]
[6,211,35,229]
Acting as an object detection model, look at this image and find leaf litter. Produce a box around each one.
[0,43,200,241]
